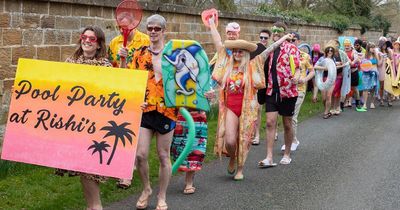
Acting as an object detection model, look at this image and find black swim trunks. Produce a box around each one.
[141,111,176,134]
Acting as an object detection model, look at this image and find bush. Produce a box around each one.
[256,3,390,34]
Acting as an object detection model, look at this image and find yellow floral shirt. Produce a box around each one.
[298,52,313,93]
[107,30,150,68]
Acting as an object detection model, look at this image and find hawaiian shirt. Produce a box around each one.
[130,46,177,121]
[107,30,150,68]
[265,41,300,98]
[298,51,312,93]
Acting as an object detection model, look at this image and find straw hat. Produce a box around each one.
[224,39,257,52]
[324,40,337,52]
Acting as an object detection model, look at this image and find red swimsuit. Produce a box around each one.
[226,67,244,117]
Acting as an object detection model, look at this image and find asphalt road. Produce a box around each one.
[106,102,400,210]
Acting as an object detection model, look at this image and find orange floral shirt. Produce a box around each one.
[130,46,177,121]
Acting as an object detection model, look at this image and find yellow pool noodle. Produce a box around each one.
[289,55,295,75]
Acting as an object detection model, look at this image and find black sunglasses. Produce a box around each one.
[290,39,297,43]
[147,26,162,32]
[260,36,269,40]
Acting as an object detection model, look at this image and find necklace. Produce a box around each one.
[148,46,163,56]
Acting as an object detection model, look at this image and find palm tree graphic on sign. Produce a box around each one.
[87,140,110,164]
[101,121,135,165]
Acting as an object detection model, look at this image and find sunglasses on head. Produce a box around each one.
[147,26,162,32]
[271,26,285,33]
[80,34,97,43]
[260,36,269,40]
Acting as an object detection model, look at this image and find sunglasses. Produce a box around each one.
[147,26,162,32]
[289,39,297,43]
[271,26,285,33]
[80,34,97,43]
[260,36,269,40]
[328,49,334,52]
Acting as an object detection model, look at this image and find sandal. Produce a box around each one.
[233,174,244,181]
[136,191,152,210]
[117,179,131,189]
[370,103,375,109]
[155,203,168,210]
[258,158,277,168]
[279,156,292,165]
[251,139,260,145]
[323,112,332,119]
[183,186,196,195]
[227,158,236,175]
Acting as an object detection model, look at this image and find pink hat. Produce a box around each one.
[313,44,321,52]
[225,22,240,33]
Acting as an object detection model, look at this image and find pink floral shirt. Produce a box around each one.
[265,41,300,98]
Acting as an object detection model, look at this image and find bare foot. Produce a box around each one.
[136,188,152,209]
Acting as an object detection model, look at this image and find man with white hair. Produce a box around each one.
[120,14,176,210]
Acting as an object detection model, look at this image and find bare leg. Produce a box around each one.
[362,90,369,109]
[379,80,384,104]
[225,109,239,176]
[155,129,175,207]
[252,107,262,144]
[312,78,318,102]
[265,111,279,161]
[135,127,153,208]
[282,116,294,159]
[185,171,195,190]
[370,89,375,108]
[80,176,102,210]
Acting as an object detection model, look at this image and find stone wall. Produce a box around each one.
[0,0,395,144]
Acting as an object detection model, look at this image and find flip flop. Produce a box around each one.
[155,203,168,210]
[233,174,244,181]
[323,112,332,119]
[279,157,292,165]
[251,139,260,145]
[183,186,196,195]
[258,159,277,168]
[136,191,152,210]
[117,179,131,189]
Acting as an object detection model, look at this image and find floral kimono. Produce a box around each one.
[212,47,266,167]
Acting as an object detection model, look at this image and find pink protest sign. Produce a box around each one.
[1,59,148,179]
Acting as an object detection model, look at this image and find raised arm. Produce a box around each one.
[259,33,293,60]
[208,16,223,52]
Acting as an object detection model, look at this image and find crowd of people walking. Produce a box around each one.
[50,11,400,210]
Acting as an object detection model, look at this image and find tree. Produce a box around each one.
[101,121,135,165]
[87,140,110,164]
